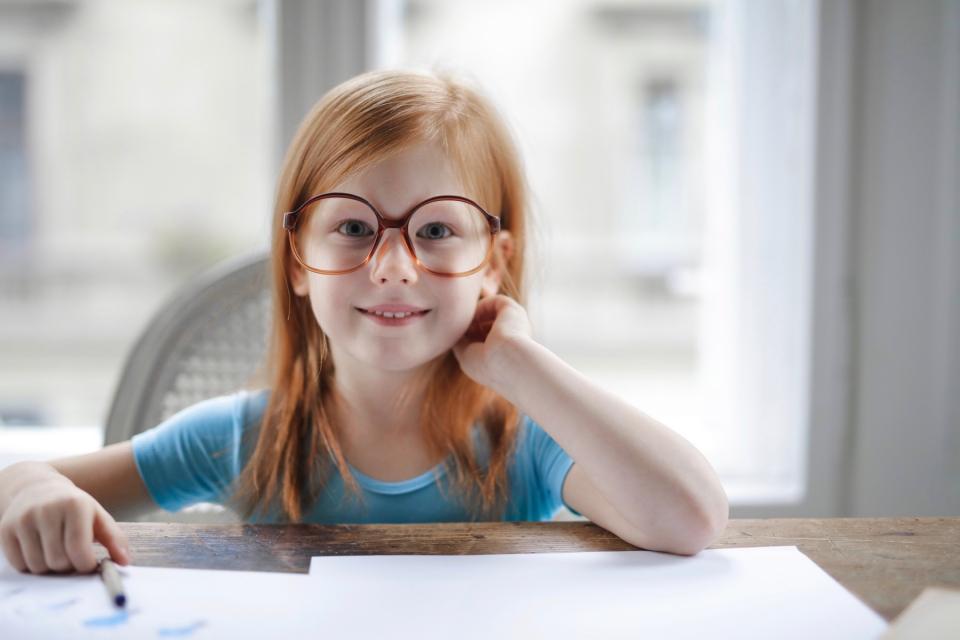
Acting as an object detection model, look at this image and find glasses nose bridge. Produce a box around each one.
[379,213,407,230]
[373,224,417,264]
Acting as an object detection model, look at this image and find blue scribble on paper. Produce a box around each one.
[158,620,207,636]
[83,609,130,627]
[47,597,79,611]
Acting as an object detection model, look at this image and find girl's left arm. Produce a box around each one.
[454,295,729,556]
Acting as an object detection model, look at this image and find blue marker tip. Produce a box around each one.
[115,594,126,607]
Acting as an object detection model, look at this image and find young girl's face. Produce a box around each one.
[289,142,511,374]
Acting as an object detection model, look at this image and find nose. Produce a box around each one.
[369,228,419,285]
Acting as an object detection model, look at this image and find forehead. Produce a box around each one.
[332,142,466,217]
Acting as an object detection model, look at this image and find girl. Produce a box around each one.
[0,69,728,574]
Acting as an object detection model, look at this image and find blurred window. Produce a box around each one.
[379,0,816,505]
[0,72,29,275]
[0,0,271,429]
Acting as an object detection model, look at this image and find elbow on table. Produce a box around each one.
[671,514,728,556]
[640,492,729,557]
[672,493,730,556]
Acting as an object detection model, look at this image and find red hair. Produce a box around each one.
[232,69,531,522]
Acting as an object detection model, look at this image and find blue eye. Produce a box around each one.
[336,220,374,237]
[416,223,453,240]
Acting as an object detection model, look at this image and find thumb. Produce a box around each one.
[93,504,131,565]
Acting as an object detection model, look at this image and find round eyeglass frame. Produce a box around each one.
[282,192,502,277]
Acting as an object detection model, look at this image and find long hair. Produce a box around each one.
[232,69,531,522]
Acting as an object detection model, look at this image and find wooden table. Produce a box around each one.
[118,517,960,622]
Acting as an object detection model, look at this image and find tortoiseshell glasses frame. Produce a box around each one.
[282,192,502,278]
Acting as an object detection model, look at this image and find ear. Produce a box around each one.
[480,230,513,298]
[288,258,310,297]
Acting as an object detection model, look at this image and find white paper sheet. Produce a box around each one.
[0,545,890,638]
[308,545,889,639]
[0,560,316,638]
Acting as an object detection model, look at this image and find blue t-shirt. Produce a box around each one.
[131,390,580,523]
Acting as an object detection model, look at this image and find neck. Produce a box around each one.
[327,347,440,438]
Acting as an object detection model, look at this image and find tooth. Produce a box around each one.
[366,309,422,319]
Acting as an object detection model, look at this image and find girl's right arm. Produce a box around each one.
[0,441,155,574]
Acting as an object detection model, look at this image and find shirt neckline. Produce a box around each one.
[345,458,451,495]
[319,421,490,495]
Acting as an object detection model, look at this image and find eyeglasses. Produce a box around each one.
[283,192,501,277]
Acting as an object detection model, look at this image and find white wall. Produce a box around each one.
[846,0,960,516]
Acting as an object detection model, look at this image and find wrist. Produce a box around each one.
[0,462,67,512]
[488,335,546,399]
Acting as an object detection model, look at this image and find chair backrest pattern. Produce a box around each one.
[105,253,272,446]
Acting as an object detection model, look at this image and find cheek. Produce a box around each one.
[305,277,352,332]
[435,279,483,337]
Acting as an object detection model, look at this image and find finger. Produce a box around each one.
[19,526,49,574]
[37,509,72,573]
[464,321,489,342]
[467,303,503,338]
[0,526,27,572]
[93,505,130,565]
[63,503,98,573]
[475,294,508,319]
[487,293,514,309]
[478,296,521,330]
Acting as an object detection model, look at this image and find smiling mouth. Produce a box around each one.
[355,307,431,319]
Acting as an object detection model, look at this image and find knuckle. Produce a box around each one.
[53,493,77,510]
[7,555,27,572]
[98,511,116,529]
[24,556,47,574]
[64,543,94,572]
[64,521,89,545]
[0,536,21,561]
[65,540,91,565]
[67,492,88,508]
[75,556,97,573]
[46,552,71,572]
[63,496,89,518]
[37,503,59,522]
[18,509,37,529]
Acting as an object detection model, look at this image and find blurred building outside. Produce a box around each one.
[0,0,812,508]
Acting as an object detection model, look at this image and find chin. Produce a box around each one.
[359,343,453,372]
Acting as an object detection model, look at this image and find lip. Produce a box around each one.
[359,304,430,313]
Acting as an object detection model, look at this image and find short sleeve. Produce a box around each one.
[130,391,259,512]
[510,415,581,519]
